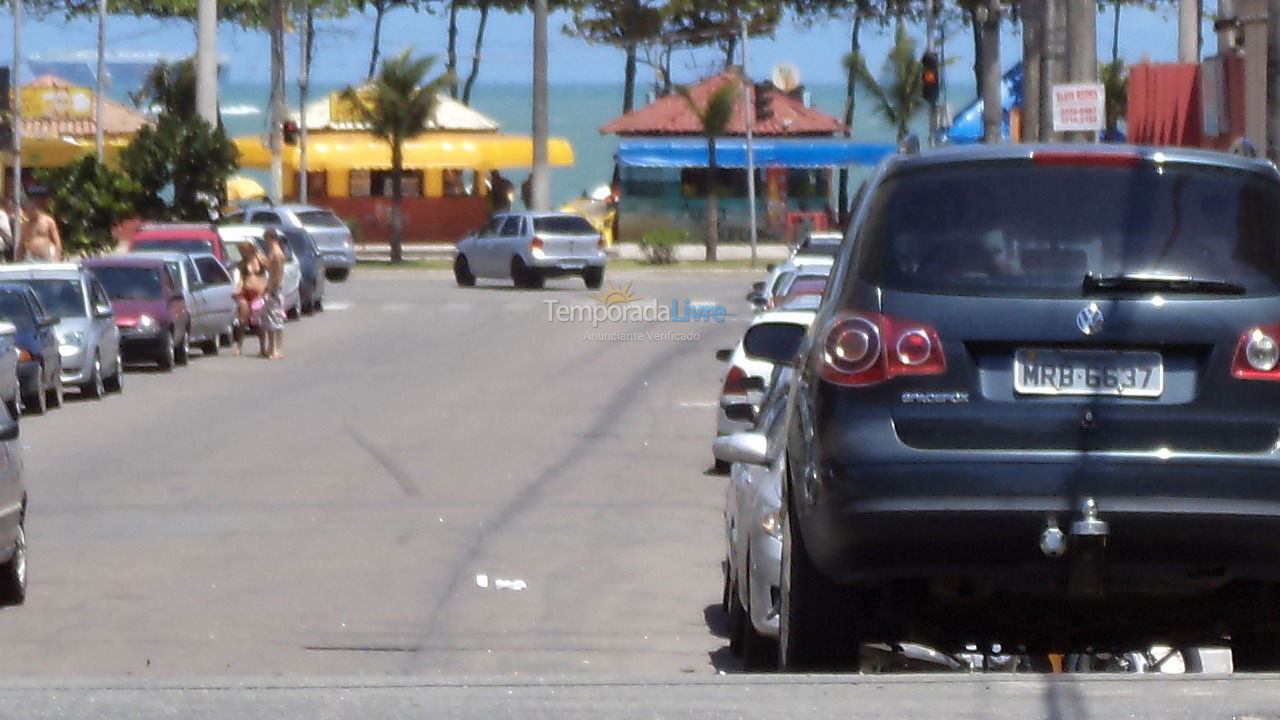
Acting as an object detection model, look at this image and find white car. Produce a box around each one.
[217,225,303,319]
[748,257,833,313]
[454,211,606,289]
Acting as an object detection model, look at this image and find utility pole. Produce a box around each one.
[1179,0,1199,62]
[269,0,286,202]
[196,0,218,124]
[1041,0,1068,141]
[925,0,938,142]
[11,0,21,245]
[980,0,1001,143]
[298,3,313,204]
[1268,0,1280,160]
[1067,0,1098,141]
[1021,0,1043,142]
[95,0,107,160]
[740,19,757,268]
[530,0,549,211]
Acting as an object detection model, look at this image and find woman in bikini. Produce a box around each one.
[233,241,269,357]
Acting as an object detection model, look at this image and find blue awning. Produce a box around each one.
[616,137,894,169]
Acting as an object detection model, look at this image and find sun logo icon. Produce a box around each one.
[592,281,639,306]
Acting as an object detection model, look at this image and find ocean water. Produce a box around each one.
[214,80,979,206]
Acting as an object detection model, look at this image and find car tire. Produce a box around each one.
[22,369,45,416]
[81,355,105,399]
[326,267,350,282]
[727,578,747,656]
[174,329,190,366]
[583,266,604,290]
[287,302,301,321]
[778,495,860,671]
[721,560,731,613]
[0,518,27,606]
[511,258,543,289]
[714,458,731,474]
[454,255,476,287]
[157,332,176,371]
[104,351,124,393]
[200,336,219,356]
[1233,631,1280,671]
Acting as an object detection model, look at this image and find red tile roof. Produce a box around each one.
[20,75,151,140]
[599,70,845,136]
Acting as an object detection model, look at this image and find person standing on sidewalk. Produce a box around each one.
[15,196,61,262]
[0,199,13,261]
[261,229,287,360]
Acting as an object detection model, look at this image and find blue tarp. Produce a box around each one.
[615,138,894,169]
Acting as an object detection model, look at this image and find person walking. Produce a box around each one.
[0,199,13,262]
[15,195,61,262]
[262,229,287,360]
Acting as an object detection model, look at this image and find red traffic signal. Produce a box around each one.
[921,52,940,105]
[282,119,299,145]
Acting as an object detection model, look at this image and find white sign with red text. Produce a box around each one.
[1051,83,1105,132]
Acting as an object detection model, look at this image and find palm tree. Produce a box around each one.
[847,23,925,141]
[677,79,737,262]
[1100,58,1127,141]
[341,49,454,263]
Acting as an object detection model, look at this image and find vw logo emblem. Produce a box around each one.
[1076,303,1104,336]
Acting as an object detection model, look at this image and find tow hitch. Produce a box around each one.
[1039,497,1110,596]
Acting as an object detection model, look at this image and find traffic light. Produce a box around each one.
[921,52,940,105]
[753,84,772,122]
[282,119,299,145]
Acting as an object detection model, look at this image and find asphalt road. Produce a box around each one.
[0,267,1278,718]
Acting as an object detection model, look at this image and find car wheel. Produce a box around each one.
[511,257,543,289]
[174,329,190,366]
[727,577,747,655]
[326,267,350,282]
[1233,631,1280,671]
[287,302,301,321]
[22,370,45,415]
[81,355,105,399]
[0,519,27,606]
[778,496,860,671]
[200,336,220,356]
[104,351,124,393]
[583,266,604,290]
[721,559,731,613]
[46,371,63,409]
[157,332,176,371]
[454,255,477,287]
[714,458,731,474]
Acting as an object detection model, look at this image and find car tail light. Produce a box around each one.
[16,349,30,362]
[1232,324,1280,380]
[816,312,946,386]
[531,237,544,254]
[1032,150,1142,167]
[723,364,749,396]
[597,235,605,249]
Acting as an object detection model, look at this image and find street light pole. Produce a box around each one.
[268,0,286,202]
[530,0,549,211]
[196,0,219,125]
[740,20,757,269]
[11,0,22,245]
[95,0,107,160]
[298,4,312,204]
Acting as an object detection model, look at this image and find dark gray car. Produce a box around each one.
[776,144,1280,670]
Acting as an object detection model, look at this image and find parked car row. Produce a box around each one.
[712,144,1280,673]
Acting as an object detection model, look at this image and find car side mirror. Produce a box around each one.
[743,321,807,364]
[172,291,185,302]
[712,432,768,466]
[715,348,732,362]
[94,304,113,319]
[39,316,58,328]
[751,281,766,293]
[747,291,768,308]
[766,264,776,272]
[742,376,766,393]
[723,403,756,424]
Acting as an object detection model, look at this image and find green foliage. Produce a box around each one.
[639,227,684,264]
[33,156,140,257]
[119,110,239,222]
[676,80,738,140]
[1100,57,1127,136]
[846,23,924,141]
[130,59,197,119]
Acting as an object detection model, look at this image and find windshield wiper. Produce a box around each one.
[1083,273,1246,295]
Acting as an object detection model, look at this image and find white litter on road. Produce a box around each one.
[324,301,352,311]
[474,574,489,588]
[494,578,527,591]
[678,401,716,408]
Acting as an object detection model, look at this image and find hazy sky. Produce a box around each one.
[5,3,1216,89]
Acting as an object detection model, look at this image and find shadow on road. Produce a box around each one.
[703,603,746,673]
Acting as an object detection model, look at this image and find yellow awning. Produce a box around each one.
[233,131,574,171]
[2,136,129,168]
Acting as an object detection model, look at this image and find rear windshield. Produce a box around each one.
[858,161,1280,297]
[795,244,841,259]
[133,238,213,254]
[296,210,346,228]
[23,279,85,318]
[533,216,596,234]
[91,267,163,300]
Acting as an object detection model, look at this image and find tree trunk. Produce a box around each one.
[723,34,738,69]
[981,0,1002,143]
[970,6,984,101]
[705,138,718,262]
[1111,1,1120,64]
[390,139,404,263]
[369,0,385,79]
[838,14,861,224]
[622,42,637,113]
[446,0,460,98]
[661,44,674,94]
[462,1,490,104]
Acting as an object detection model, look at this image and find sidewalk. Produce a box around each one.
[355,242,793,262]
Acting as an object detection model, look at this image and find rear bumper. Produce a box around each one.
[320,250,355,270]
[804,452,1280,590]
[529,253,606,275]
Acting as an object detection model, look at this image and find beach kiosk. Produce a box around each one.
[599,70,892,243]
[233,92,574,243]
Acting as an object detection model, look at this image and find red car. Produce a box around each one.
[126,223,231,269]
[82,256,192,371]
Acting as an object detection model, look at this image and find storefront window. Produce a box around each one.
[349,169,425,198]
